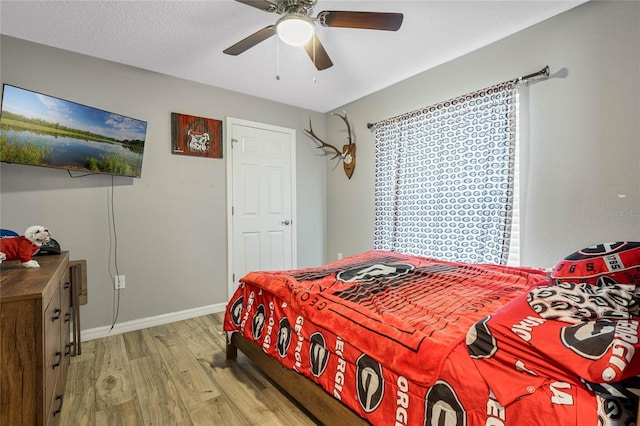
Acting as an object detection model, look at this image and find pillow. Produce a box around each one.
[551,242,640,286]
[527,281,638,323]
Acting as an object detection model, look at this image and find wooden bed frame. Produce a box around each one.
[226,332,368,425]
[227,331,640,426]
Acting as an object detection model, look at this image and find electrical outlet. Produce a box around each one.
[114,275,125,289]
[337,253,343,260]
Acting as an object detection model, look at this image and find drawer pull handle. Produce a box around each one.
[52,308,61,321]
[53,394,63,416]
[53,351,62,369]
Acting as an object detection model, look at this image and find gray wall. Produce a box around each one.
[0,35,327,330]
[326,1,640,268]
[2,1,639,332]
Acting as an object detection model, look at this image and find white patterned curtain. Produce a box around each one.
[373,81,517,264]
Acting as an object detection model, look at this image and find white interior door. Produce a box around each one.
[227,118,296,298]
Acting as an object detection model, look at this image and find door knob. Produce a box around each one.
[281,220,291,225]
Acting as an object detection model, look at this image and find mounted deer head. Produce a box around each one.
[304,110,356,179]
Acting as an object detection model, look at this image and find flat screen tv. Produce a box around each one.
[0,84,147,178]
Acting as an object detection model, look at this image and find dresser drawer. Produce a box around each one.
[44,284,62,420]
[1,252,73,426]
[60,268,72,379]
[46,372,64,426]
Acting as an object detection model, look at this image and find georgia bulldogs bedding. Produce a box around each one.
[224,247,640,425]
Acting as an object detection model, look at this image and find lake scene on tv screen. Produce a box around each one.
[0,85,147,177]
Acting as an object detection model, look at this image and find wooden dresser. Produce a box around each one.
[1,252,73,426]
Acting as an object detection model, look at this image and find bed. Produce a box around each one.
[224,244,640,425]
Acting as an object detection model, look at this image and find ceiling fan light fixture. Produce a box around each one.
[276,14,314,46]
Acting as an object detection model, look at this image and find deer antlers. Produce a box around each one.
[304,110,356,179]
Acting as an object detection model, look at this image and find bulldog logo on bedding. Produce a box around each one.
[252,304,266,340]
[466,316,498,359]
[561,320,616,360]
[337,262,414,283]
[230,297,243,326]
[424,380,465,426]
[309,332,329,377]
[277,318,292,358]
[356,354,384,413]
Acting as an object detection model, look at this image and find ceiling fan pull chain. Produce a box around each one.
[276,36,281,81]
[312,36,317,84]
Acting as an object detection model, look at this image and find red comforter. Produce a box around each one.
[224,250,639,425]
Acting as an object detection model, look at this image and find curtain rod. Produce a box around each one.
[367,65,550,130]
[515,65,550,84]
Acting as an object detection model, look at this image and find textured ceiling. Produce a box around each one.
[0,0,584,112]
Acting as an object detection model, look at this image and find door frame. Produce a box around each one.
[225,117,297,300]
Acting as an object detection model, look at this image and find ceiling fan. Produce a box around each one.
[223,0,404,70]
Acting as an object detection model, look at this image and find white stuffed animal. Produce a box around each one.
[0,225,52,268]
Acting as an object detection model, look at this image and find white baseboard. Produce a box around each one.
[80,302,227,342]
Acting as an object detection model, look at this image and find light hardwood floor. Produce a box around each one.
[59,312,318,425]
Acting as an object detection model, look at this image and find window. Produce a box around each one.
[373,81,518,265]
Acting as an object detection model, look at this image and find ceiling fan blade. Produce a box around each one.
[303,35,333,71]
[223,25,277,55]
[317,11,403,31]
[235,0,277,13]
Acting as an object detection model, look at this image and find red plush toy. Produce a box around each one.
[0,225,52,268]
